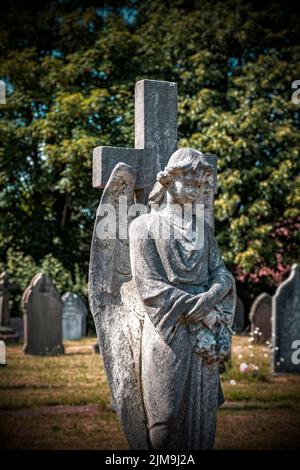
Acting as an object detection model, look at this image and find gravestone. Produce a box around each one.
[0,80,5,104]
[0,272,19,342]
[249,292,272,342]
[22,273,64,355]
[0,340,6,366]
[9,317,24,340]
[93,80,217,209]
[233,296,245,333]
[62,292,87,340]
[273,264,300,373]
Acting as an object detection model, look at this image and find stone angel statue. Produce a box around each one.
[89,148,236,450]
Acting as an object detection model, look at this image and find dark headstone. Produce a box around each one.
[273,264,300,373]
[0,272,19,343]
[233,296,245,333]
[22,273,64,356]
[10,317,24,340]
[249,293,272,343]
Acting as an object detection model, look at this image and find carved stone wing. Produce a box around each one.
[89,162,148,449]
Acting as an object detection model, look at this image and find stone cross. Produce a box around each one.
[93,80,177,202]
[92,79,217,213]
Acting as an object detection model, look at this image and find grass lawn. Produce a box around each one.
[0,336,300,449]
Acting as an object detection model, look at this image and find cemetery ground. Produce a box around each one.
[0,336,300,450]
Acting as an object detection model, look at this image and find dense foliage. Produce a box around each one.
[0,0,299,313]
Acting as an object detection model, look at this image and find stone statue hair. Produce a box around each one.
[148,148,213,207]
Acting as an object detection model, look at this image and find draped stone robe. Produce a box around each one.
[128,209,235,450]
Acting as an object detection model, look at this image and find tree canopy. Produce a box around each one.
[0,0,299,308]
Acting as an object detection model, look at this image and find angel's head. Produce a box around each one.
[149,148,213,206]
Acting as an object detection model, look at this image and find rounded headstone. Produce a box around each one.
[62,292,87,341]
[22,273,64,356]
[249,293,272,343]
[273,264,300,373]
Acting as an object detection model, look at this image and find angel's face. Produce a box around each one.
[167,169,207,205]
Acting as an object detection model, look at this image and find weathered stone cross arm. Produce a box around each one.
[92,79,178,202]
[93,147,144,189]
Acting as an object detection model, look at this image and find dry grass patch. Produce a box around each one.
[0,336,300,449]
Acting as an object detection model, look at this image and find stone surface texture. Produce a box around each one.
[89,80,236,450]
[0,272,19,342]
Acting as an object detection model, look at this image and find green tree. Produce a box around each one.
[0,0,299,307]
